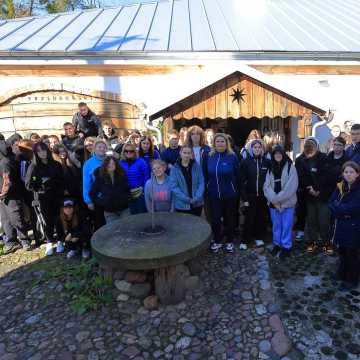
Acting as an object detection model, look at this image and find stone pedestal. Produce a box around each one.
[91,212,211,305]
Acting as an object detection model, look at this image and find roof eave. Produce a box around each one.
[1,50,360,61]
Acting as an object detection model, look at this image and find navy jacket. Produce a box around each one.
[240,155,271,200]
[161,147,181,166]
[203,151,240,200]
[329,180,360,248]
[346,143,360,165]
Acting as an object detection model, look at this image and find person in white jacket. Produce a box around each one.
[263,145,299,259]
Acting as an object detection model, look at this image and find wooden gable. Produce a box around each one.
[150,72,326,121]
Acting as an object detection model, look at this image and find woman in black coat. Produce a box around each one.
[25,142,64,256]
[90,156,130,224]
[329,161,360,291]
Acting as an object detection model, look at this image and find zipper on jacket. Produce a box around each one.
[231,181,236,194]
[216,153,221,198]
[256,158,259,196]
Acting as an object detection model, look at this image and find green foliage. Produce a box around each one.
[0,0,15,19]
[32,258,114,315]
[0,243,4,256]
[39,0,102,13]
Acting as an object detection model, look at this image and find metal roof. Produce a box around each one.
[1,0,360,59]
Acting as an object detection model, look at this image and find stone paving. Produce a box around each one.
[0,240,359,360]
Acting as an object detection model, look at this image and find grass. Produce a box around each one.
[30,257,114,315]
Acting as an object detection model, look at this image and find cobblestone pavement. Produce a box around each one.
[269,240,360,360]
[0,240,358,360]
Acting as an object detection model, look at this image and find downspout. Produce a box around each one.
[143,114,162,145]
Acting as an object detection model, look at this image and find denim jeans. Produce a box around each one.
[270,207,295,250]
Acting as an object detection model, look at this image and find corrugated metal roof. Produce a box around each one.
[1,0,360,58]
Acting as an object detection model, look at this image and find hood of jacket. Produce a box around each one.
[247,139,265,158]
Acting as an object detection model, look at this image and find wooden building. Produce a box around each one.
[151,71,325,150]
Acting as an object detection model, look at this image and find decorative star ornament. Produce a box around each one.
[230,87,246,104]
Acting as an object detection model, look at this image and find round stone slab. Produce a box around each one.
[91,212,212,271]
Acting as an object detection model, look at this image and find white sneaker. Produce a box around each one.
[225,243,234,253]
[210,242,222,253]
[67,250,77,259]
[295,231,304,240]
[239,243,248,250]
[56,241,64,253]
[82,249,90,259]
[255,240,265,247]
[45,243,54,256]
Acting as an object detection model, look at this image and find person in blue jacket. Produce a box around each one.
[82,139,108,230]
[328,161,360,291]
[345,124,360,165]
[138,135,160,169]
[169,145,204,216]
[120,142,150,214]
[203,133,240,254]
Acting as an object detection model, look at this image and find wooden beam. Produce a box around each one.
[0,64,203,77]
[250,65,360,75]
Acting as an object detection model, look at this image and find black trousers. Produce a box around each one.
[294,190,307,232]
[0,199,29,244]
[209,197,237,244]
[176,206,203,217]
[243,195,268,244]
[39,198,59,244]
[338,247,360,285]
[91,205,105,231]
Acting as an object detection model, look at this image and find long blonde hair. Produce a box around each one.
[209,133,234,156]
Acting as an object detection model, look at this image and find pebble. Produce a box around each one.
[182,322,196,336]
[271,331,292,356]
[143,295,159,310]
[117,294,130,302]
[114,280,132,293]
[175,337,192,350]
[75,331,90,342]
[255,304,267,315]
[122,346,141,358]
[25,314,41,325]
[259,340,271,353]
[241,291,253,300]
[130,283,151,299]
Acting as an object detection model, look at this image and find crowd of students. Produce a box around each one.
[0,102,359,291]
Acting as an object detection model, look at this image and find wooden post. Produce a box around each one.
[154,265,186,305]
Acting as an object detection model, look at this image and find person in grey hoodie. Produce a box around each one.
[145,160,173,212]
[263,145,298,259]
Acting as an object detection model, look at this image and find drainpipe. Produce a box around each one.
[143,114,162,144]
[311,110,334,138]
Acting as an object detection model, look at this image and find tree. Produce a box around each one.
[39,0,102,13]
[0,0,16,19]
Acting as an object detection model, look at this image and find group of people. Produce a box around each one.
[0,101,359,291]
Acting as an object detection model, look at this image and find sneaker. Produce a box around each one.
[307,243,318,253]
[21,240,31,251]
[67,250,78,259]
[295,231,304,241]
[279,248,291,260]
[255,239,265,247]
[239,243,248,250]
[81,249,90,259]
[270,245,281,257]
[56,241,64,253]
[2,242,21,255]
[225,243,234,253]
[210,242,222,253]
[45,243,54,256]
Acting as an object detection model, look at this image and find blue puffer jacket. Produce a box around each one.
[169,160,204,210]
[82,155,103,205]
[328,179,360,248]
[203,151,240,199]
[120,158,150,190]
[346,143,360,165]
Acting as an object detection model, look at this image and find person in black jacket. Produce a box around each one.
[25,142,64,256]
[90,156,130,224]
[0,134,31,255]
[240,139,271,250]
[61,122,84,153]
[56,199,91,259]
[72,102,100,138]
[98,121,119,148]
[295,137,332,253]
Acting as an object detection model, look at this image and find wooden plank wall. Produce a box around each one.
[172,74,309,120]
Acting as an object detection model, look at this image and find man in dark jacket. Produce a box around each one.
[98,121,119,148]
[240,139,271,249]
[295,137,332,253]
[161,130,181,169]
[61,122,84,153]
[346,123,360,165]
[72,102,100,137]
[0,134,31,255]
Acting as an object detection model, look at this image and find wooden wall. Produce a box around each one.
[169,73,312,120]
[0,90,142,136]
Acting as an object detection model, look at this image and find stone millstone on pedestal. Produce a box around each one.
[91,212,211,305]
